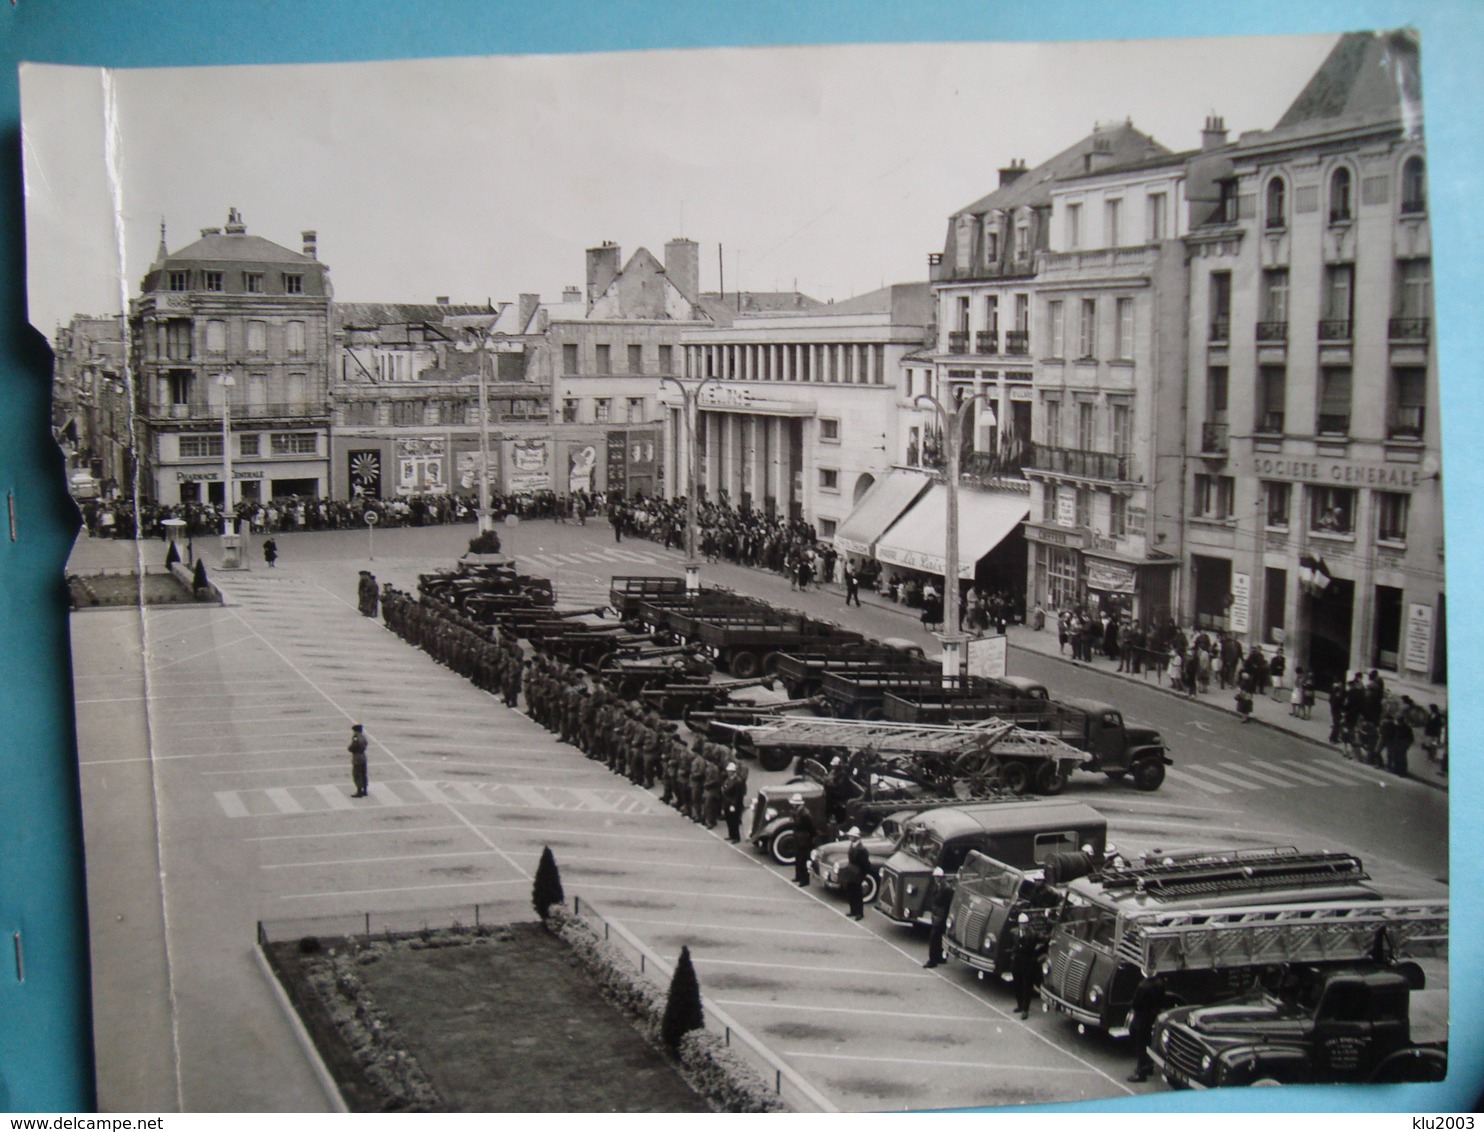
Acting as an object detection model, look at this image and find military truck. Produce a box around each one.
[1139,900,1450,1088]
[1037,848,1384,1035]
[773,645,929,700]
[874,800,1109,927]
[692,614,866,679]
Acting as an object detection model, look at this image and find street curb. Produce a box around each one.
[813,581,1448,795]
[253,943,348,1114]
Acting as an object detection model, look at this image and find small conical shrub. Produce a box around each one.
[165,541,180,568]
[661,945,704,1052]
[532,846,564,920]
[192,559,209,590]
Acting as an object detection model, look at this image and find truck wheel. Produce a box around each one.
[730,650,760,679]
[861,872,879,904]
[1370,1047,1447,1083]
[756,747,796,773]
[1162,1073,1189,1090]
[1001,759,1031,795]
[761,651,783,675]
[1132,759,1166,791]
[1250,1078,1283,1087]
[769,828,798,866]
[1034,761,1068,795]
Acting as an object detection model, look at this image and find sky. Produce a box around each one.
[21,33,1341,336]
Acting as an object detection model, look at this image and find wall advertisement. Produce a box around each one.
[507,437,551,492]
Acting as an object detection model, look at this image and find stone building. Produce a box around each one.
[1182,29,1442,686]
[129,210,332,506]
[51,314,128,491]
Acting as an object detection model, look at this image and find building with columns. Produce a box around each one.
[668,283,930,530]
[130,209,333,506]
[1182,29,1443,687]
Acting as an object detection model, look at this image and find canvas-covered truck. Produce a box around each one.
[874,800,1109,927]
[1143,901,1450,1088]
[1037,848,1383,1035]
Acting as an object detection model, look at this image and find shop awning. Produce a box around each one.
[832,470,933,556]
[875,484,1029,579]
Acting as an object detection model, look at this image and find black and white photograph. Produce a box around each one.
[20,25,1453,1113]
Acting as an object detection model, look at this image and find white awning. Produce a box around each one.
[832,470,933,556]
[875,485,1029,579]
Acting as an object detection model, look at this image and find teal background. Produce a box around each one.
[0,0,1477,1114]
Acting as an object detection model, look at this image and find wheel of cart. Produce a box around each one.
[1034,760,1069,795]
[999,758,1032,795]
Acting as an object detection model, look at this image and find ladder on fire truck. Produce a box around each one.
[741,715,1082,762]
[1117,899,1450,976]
[1097,846,1371,903]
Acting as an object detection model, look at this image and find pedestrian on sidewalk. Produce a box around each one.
[348,723,369,797]
[1235,672,1255,721]
[1422,704,1446,773]
[1269,646,1287,700]
[263,536,278,568]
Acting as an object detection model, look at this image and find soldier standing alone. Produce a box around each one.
[348,723,369,798]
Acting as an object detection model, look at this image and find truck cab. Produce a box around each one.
[943,850,1066,975]
[1054,697,1171,790]
[874,801,1107,926]
[1151,964,1448,1088]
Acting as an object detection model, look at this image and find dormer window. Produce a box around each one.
[168,271,190,292]
[1265,177,1287,229]
[203,271,223,292]
[282,273,303,294]
[244,272,264,293]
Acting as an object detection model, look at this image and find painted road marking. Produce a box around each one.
[314,784,356,810]
[1178,765,1264,791]
[1246,759,1336,787]
[1162,767,1231,794]
[783,1050,1108,1074]
[1281,758,1371,786]
[712,999,983,1022]
[1215,761,1295,788]
[1314,758,1391,784]
[214,790,250,818]
[367,781,406,806]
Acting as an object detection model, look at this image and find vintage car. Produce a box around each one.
[807,811,914,904]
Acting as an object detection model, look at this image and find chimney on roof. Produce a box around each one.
[998,158,1027,187]
[562,286,582,304]
[1201,114,1228,151]
[1085,135,1116,175]
[665,238,700,301]
[224,208,246,235]
[518,292,540,330]
[586,242,621,313]
[302,230,318,259]
[435,296,450,306]
[199,227,221,238]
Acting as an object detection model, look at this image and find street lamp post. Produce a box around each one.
[661,374,717,591]
[915,391,987,684]
[466,325,495,535]
[217,371,243,568]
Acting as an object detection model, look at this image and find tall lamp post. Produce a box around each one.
[661,374,717,591]
[464,323,496,535]
[216,371,243,568]
[915,391,987,683]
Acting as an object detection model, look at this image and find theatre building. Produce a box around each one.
[1182,31,1444,686]
[669,283,930,531]
[131,210,332,505]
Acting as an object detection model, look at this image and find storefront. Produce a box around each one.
[1027,522,1177,624]
[874,484,1029,593]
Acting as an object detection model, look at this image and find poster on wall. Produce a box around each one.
[455,447,500,495]
[507,437,551,492]
[965,634,1008,679]
[347,449,382,498]
[606,432,628,497]
[567,444,599,495]
[1229,571,1251,635]
[1055,486,1076,527]
[396,436,446,495]
[1404,602,1434,674]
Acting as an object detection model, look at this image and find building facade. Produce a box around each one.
[1182,30,1443,686]
[670,283,930,531]
[52,314,128,491]
[130,210,333,506]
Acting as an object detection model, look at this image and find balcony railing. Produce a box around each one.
[1026,443,1130,481]
[1389,317,1430,341]
[1200,422,1229,453]
[1316,413,1351,436]
[1210,318,1230,343]
[960,450,1030,487]
[975,330,998,355]
[1004,330,1030,355]
[947,330,970,355]
[1318,319,1352,341]
[150,401,328,422]
[1256,321,1288,342]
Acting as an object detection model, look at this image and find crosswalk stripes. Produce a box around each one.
[367,781,406,806]
[314,784,356,810]
[1177,764,1264,791]
[1163,767,1231,794]
[1303,757,1387,783]
[1279,758,1370,786]
[1245,759,1336,787]
[1215,761,1295,788]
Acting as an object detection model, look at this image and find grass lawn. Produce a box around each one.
[273,923,711,1112]
[68,571,200,607]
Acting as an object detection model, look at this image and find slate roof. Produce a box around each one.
[1274,29,1420,132]
[335,302,491,330]
[167,231,319,266]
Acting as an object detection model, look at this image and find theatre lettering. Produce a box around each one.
[1252,457,1425,491]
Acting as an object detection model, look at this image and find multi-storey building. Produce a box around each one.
[671,282,929,530]
[52,314,128,491]
[328,298,549,500]
[1183,29,1443,686]
[130,210,332,506]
